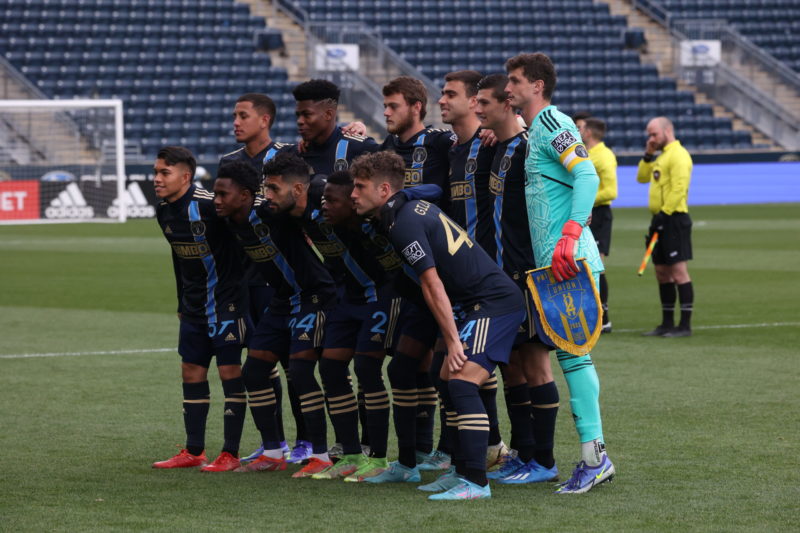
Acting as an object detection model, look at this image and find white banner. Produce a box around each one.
[314,44,360,71]
[680,40,721,67]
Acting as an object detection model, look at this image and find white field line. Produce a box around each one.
[614,322,800,333]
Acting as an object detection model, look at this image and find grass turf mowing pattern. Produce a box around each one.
[1,204,798,532]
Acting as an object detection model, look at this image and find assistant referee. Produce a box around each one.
[637,116,694,338]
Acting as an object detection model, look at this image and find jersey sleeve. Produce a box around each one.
[637,158,655,183]
[546,128,598,225]
[389,207,436,276]
[662,151,692,215]
[432,129,457,155]
[593,149,618,206]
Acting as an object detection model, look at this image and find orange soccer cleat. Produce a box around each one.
[200,451,241,472]
[152,449,207,469]
[234,454,287,472]
[291,457,333,478]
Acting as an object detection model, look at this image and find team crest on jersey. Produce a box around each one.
[526,259,602,356]
[500,155,512,173]
[653,170,661,181]
[465,158,478,174]
[412,146,427,164]
[401,240,426,265]
[254,223,270,238]
[550,131,578,154]
[333,158,349,172]
[191,221,206,236]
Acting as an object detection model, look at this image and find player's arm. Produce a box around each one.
[418,267,466,373]
[171,249,184,318]
[662,153,692,215]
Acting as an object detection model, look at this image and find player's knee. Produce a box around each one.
[354,354,383,390]
[318,356,349,388]
[387,351,417,387]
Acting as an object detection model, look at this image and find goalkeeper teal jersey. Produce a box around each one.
[524,105,603,275]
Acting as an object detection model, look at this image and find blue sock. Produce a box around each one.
[242,357,281,450]
[415,372,437,454]
[319,357,360,455]
[288,358,327,454]
[556,350,603,443]
[387,351,419,467]
[530,381,559,468]
[182,381,210,455]
[354,354,389,458]
[480,374,501,446]
[506,383,534,461]
[221,377,247,456]
[448,379,489,486]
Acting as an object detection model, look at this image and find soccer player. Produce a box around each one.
[505,52,615,493]
[577,116,618,333]
[152,146,248,472]
[637,116,694,338]
[212,160,337,472]
[351,151,526,501]
[472,74,561,485]
[292,79,379,174]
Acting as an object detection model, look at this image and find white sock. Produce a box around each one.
[311,452,330,462]
[581,439,605,467]
[262,448,284,459]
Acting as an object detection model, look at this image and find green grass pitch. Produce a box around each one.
[1,204,798,532]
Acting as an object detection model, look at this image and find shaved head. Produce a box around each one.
[648,116,674,135]
[646,116,676,152]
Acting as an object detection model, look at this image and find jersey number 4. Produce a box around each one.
[438,213,473,256]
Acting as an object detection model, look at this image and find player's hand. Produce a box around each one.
[341,122,367,136]
[297,139,308,153]
[551,220,583,282]
[645,139,658,156]
[446,340,468,373]
[652,211,667,232]
[478,128,498,147]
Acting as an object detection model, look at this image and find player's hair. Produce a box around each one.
[504,53,557,100]
[262,152,312,184]
[326,170,354,187]
[236,93,276,128]
[476,74,509,103]
[383,76,428,120]
[350,151,405,192]
[157,146,196,177]
[444,70,483,97]
[292,79,340,107]
[583,117,607,140]
[572,110,592,122]
[217,160,260,195]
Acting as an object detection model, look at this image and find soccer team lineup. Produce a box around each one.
[147,52,695,501]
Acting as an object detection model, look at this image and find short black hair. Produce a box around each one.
[583,117,607,140]
[217,160,260,195]
[444,70,483,97]
[237,93,277,128]
[292,79,340,105]
[262,152,312,183]
[157,146,196,177]
[476,74,509,103]
[326,170,354,187]
[572,110,592,122]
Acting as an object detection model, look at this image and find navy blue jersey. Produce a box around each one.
[219,141,295,174]
[226,197,337,315]
[447,128,497,246]
[157,184,246,324]
[380,127,455,195]
[388,199,523,316]
[485,132,536,287]
[299,129,379,175]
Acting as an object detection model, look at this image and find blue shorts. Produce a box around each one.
[178,317,250,368]
[514,288,555,350]
[248,284,274,323]
[393,299,439,350]
[250,303,327,356]
[456,309,526,375]
[324,287,401,354]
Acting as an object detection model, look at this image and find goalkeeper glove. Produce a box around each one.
[551,220,583,282]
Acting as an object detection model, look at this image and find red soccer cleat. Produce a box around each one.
[234,454,287,472]
[152,449,207,469]
[200,452,241,472]
[292,457,333,478]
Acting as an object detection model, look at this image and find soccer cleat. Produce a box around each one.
[497,458,559,484]
[200,452,240,472]
[152,449,207,469]
[344,457,389,482]
[486,441,510,471]
[327,442,343,462]
[417,467,462,492]
[662,326,691,338]
[234,454,287,472]
[242,444,265,463]
[601,322,612,334]
[280,441,291,455]
[361,444,371,457]
[642,325,672,337]
[486,455,524,480]
[291,457,333,478]
[364,461,421,483]
[555,455,615,494]
[311,454,367,479]
[286,440,313,464]
[416,449,452,471]
[428,479,491,501]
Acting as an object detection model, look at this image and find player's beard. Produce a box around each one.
[387,112,415,136]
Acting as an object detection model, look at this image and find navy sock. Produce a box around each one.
[659,282,677,328]
[600,273,609,324]
[437,378,462,474]
[449,379,489,487]
[241,357,281,449]
[357,385,370,446]
[183,381,210,455]
[270,366,285,443]
[288,358,327,454]
[415,372,437,454]
[530,381,559,469]
[354,354,389,458]
[319,357,360,455]
[387,352,419,467]
[430,349,451,454]
[221,376,247,456]
[506,383,534,462]
[677,281,694,328]
[480,374,501,446]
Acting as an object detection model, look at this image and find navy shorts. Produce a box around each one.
[456,308,526,375]
[250,303,327,356]
[324,287,401,354]
[393,299,439,350]
[247,284,274,323]
[513,288,555,350]
[178,317,249,368]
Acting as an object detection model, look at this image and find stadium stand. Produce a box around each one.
[0,0,297,161]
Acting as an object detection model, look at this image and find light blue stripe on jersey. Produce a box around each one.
[335,140,349,165]
[189,200,218,324]
[412,133,426,177]
[248,210,302,314]
[493,136,522,268]
[464,138,481,239]
[263,146,278,163]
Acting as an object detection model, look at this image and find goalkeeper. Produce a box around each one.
[505,52,614,494]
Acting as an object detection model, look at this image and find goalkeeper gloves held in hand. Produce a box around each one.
[551,220,583,282]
